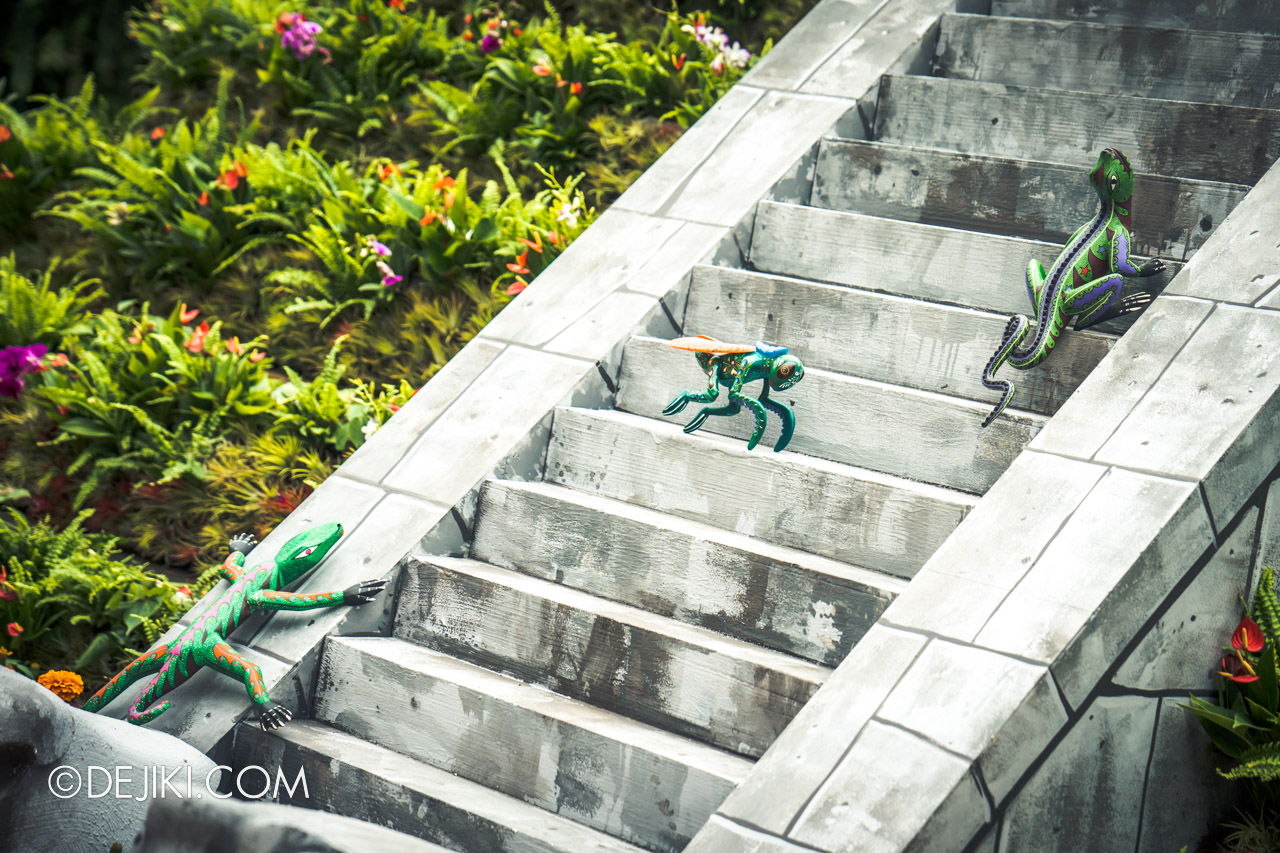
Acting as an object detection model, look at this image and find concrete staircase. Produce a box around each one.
[235,2,1279,851]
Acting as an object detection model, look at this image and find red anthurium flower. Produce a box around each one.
[532,63,552,77]
[506,277,529,295]
[433,176,456,190]
[234,161,248,178]
[1233,616,1266,653]
[1221,653,1260,683]
[198,191,209,206]
[548,231,562,247]
[419,209,438,226]
[379,163,401,181]
[569,81,583,96]
[0,568,16,602]
[512,27,522,36]
[464,12,472,23]
[185,322,210,353]
[672,53,686,71]
[225,337,243,355]
[0,126,10,143]
[389,403,401,413]
[517,233,543,254]
[217,169,240,190]
[506,251,530,275]
[249,350,266,363]
[6,622,22,638]
[442,191,455,209]
[179,303,199,324]
[462,31,474,41]
[150,126,166,141]
[0,165,14,181]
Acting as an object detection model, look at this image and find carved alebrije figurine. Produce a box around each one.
[83,524,387,730]
[980,147,1166,427]
[663,335,805,452]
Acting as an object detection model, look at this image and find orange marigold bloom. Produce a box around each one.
[38,670,84,702]
[150,126,166,141]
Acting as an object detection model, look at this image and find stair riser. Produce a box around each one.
[991,0,1280,38]
[471,481,893,664]
[314,639,734,853]
[937,14,1280,110]
[749,202,1181,323]
[236,727,583,853]
[812,139,1245,259]
[875,75,1280,185]
[546,408,967,577]
[685,265,1111,416]
[395,559,820,757]
[617,337,1040,493]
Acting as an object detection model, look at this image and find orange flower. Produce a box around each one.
[198,190,209,206]
[443,191,455,209]
[38,670,84,702]
[433,176,456,190]
[162,223,173,234]
[506,277,529,295]
[512,27,522,36]
[548,231,562,246]
[464,12,472,23]
[127,321,154,344]
[179,303,199,324]
[217,169,240,190]
[47,353,69,369]
[506,251,530,275]
[249,350,266,363]
[389,0,405,9]
[225,336,243,355]
[185,322,210,353]
[532,64,552,77]
[0,165,14,181]
[419,209,438,226]
[389,403,401,413]
[462,31,474,41]
[275,11,301,33]
[150,126,166,141]
[234,161,248,178]
[672,53,686,71]
[379,162,401,181]
[569,81,583,96]
[0,126,10,143]
[517,233,543,254]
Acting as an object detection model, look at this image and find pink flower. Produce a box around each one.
[6,622,22,638]
[480,33,501,54]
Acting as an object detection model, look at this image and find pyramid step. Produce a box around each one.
[811,138,1245,258]
[874,74,1280,185]
[683,265,1110,417]
[936,13,1280,110]
[546,407,971,579]
[617,335,1042,494]
[749,202,1181,323]
[314,635,750,853]
[394,555,829,758]
[235,721,643,853]
[990,0,1280,37]
[471,479,903,665]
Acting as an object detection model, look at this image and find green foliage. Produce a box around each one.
[0,254,101,349]
[0,509,193,683]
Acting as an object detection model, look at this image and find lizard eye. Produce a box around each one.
[1109,175,1118,190]
[302,547,315,557]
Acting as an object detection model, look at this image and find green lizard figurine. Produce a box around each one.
[981,147,1166,427]
[83,523,386,730]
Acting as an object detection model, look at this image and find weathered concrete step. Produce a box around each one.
[937,13,1280,109]
[683,264,1109,417]
[471,478,903,664]
[546,407,971,579]
[750,201,1182,322]
[315,635,750,853]
[394,555,829,758]
[991,0,1280,36]
[617,335,1043,494]
[811,138,1246,259]
[236,721,643,853]
[874,74,1280,185]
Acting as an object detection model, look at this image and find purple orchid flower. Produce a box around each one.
[369,239,391,257]
[0,344,47,399]
[480,33,501,54]
[281,19,327,61]
[376,260,403,287]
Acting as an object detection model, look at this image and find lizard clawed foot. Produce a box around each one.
[259,701,292,731]
[1139,258,1167,277]
[1118,291,1157,314]
[663,393,694,416]
[343,578,389,606]
[229,532,258,555]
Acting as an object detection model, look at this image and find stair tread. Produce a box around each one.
[937,13,1280,109]
[685,263,1111,416]
[990,0,1280,37]
[321,635,755,783]
[811,137,1246,259]
[874,74,1280,185]
[239,720,644,853]
[405,554,833,683]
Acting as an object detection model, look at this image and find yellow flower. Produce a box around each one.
[38,670,84,702]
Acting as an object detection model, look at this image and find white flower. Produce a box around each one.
[106,202,130,225]
[723,41,750,69]
[555,198,581,229]
[710,53,726,74]
[362,419,380,439]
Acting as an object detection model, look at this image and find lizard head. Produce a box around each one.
[276,522,344,585]
[1090,148,1134,204]
[769,355,805,391]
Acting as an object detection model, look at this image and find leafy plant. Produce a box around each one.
[0,254,102,350]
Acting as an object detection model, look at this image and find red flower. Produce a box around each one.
[506,251,530,275]
[275,11,302,33]
[548,231,562,247]
[1221,653,1260,684]
[249,350,266,363]
[216,169,240,190]
[464,12,472,24]
[569,81,583,96]
[6,623,21,638]
[672,53,686,71]
[47,353,69,369]
[179,303,199,324]
[506,277,529,295]
[150,126,166,141]
[379,163,401,181]
[0,165,14,181]
[462,31,474,42]
[1233,616,1266,653]
[0,568,16,603]
[357,14,368,22]
[198,190,209,206]
[234,161,248,178]
[419,209,438,226]
[389,0,405,9]
[532,63,552,77]
[185,322,210,354]
[225,336,243,355]
[433,176,456,190]
[0,126,10,143]
[512,27,522,36]
[517,233,543,254]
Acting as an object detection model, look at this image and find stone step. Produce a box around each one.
[991,0,1280,36]
[874,74,1280,185]
[749,201,1181,324]
[546,407,971,579]
[314,635,750,853]
[617,335,1043,494]
[683,264,1110,416]
[471,478,904,665]
[936,13,1280,110]
[811,138,1246,259]
[235,720,644,853]
[394,555,830,758]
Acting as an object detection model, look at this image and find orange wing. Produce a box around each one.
[667,335,755,354]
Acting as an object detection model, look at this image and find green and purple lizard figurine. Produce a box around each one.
[83,523,386,730]
[981,147,1166,427]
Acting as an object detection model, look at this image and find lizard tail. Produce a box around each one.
[83,644,169,712]
[981,315,1030,428]
[128,698,172,726]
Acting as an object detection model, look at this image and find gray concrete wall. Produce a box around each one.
[686,159,1280,853]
